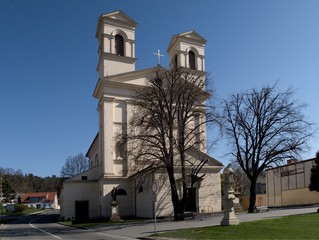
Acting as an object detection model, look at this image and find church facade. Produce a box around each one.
[60,11,223,221]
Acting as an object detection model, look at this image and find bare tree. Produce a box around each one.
[220,83,314,213]
[231,163,250,194]
[127,66,213,220]
[60,153,89,178]
[309,151,319,192]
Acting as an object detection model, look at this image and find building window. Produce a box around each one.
[81,176,88,180]
[115,34,124,56]
[174,54,178,68]
[116,188,127,195]
[189,51,196,69]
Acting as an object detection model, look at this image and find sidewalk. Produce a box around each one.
[92,205,319,239]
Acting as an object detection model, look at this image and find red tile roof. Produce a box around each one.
[21,192,56,203]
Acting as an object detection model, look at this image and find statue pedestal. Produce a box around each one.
[110,200,122,222]
[221,191,239,226]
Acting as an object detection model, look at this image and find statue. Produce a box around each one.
[221,164,239,226]
[109,187,122,222]
[111,187,117,202]
[224,164,235,191]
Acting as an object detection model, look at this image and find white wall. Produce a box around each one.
[60,181,99,221]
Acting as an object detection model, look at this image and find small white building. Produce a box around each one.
[21,192,58,209]
[60,10,223,221]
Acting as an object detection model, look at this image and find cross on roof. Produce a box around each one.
[153,49,164,65]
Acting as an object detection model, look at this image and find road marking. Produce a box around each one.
[29,216,61,239]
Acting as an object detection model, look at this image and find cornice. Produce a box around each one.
[96,10,137,38]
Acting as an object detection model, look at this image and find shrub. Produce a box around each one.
[14,204,27,212]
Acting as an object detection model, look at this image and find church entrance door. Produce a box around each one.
[75,200,89,222]
[185,188,197,212]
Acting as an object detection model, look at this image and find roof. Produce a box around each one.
[93,65,167,99]
[186,146,224,167]
[167,30,207,53]
[96,10,137,38]
[86,133,99,158]
[265,157,316,171]
[21,192,56,203]
[171,31,207,43]
[98,10,137,26]
[128,147,224,179]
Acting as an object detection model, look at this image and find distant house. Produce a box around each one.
[21,192,58,209]
[266,158,319,207]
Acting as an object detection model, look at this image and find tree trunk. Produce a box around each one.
[166,166,185,220]
[248,179,257,213]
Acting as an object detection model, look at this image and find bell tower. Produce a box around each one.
[96,11,137,77]
[167,31,206,72]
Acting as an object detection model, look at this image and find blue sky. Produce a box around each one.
[0,0,318,177]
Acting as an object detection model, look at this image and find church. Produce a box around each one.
[60,10,223,221]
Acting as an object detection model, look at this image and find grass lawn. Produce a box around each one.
[156,213,319,239]
[1,207,41,216]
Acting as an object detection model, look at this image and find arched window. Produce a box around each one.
[189,51,196,69]
[115,34,124,56]
[116,188,127,195]
[174,54,178,68]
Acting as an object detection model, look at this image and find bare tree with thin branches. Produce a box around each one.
[60,153,89,179]
[220,83,315,213]
[126,66,214,220]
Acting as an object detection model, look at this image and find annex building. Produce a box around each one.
[266,158,319,207]
[60,11,223,221]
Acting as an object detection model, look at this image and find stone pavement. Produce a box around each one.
[91,205,319,239]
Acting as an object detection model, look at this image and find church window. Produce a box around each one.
[174,54,178,68]
[115,34,124,56]
[116,188,127,195]
[189,50,196,69]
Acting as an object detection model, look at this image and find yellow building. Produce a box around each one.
[266,158,319,207]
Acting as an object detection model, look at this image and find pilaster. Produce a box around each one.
[99,97,115,176]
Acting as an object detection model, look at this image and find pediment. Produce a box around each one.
[177,31,207,44]
[167,30,207,53]
[99,10,137,28]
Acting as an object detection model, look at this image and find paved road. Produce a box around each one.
[0,210,135,240]
[88,205,319,239]
[1,206,318,239]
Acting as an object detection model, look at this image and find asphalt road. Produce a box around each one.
[1,206,318,239]
[0,210,135,240]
